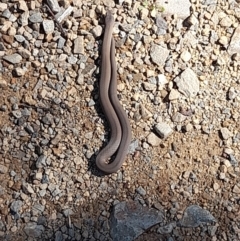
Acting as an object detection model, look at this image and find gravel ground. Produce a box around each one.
[0,0,240,240]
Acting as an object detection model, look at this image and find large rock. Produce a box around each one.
[228,25,240,55]
[178,205,216,228]
[174,68,199,98]
[150,43,169,66]
[24,222,45,237]
[156,0,191,20]
[110,201,164,241]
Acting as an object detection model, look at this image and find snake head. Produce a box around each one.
[105,10,114,25]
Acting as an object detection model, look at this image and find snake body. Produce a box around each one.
[96,12,132,173]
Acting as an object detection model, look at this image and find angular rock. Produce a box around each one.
[18,1,28,11]
[18,49,31,59]
[178,205,216,228]
[3,53,22,64]
[47,0,61,13]
[174,68,199,97]
[156,15,168,35]
[19,11,29,26]
[228,25,240,55]
[0,3,8,11]
[12,110,22,118]
[155,122,173,139]
[22,183,35,194]
[42,20,55,34]
[55,230,63,241]
[24,222,45,238]
[15,35,26,43]
[168,89,180,100]
[14,67,26,77]
[136,186,146,196]
[157,74,168,90]
[36,155,47,168]
[0,74,7,89]
[110,201,164,241]
[0,164,8,174]
[158,222,176,234]
[92,25,102,38]
[229,154,238,167]
[147,132,161,146]
[156,0,191,20]
[10,200,23,213]
[220,127,232,140]
[172,112,187,123]
[74,36,84,54]
[58,37,66,49]
[29,12,43,23]
[233,185,240,194]
[0,42,5,51]
[150,43,169,66]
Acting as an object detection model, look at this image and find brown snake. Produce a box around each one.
[96,11,132,173]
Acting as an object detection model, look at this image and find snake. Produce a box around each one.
[96,11,132,174]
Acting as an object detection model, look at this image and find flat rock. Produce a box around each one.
[233,185,240,194]
[156,15,168,35]
[168,89,180,100]
[19,11,29,26]
[147,132,161,146]
[92,25,102,38]
[29,12,43,23]
[220,127,232,140]
[156,0,191,20]
[3,53,22,64]
[22,182,35,194]
[0,75,7,88]
[178,205,216,228]
[155,122,173,139]
[150,43,169,66]
[174,68,199,97]
[0,164,8,174]
[42,20,55,34]
[0,3,8,11]
[18,1,28,11]
[228,25,240,55]
[47,0,61,13]
[10,200,23,213]
[14,67,26,76]
[15,35,26,43]
[110,200,164,241]
[24,222,45,237]
[74,36,84,54]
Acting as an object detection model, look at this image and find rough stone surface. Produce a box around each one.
[3,54,22,64]
[42,20,55,34]
[178,205,216,228]
[156,0,191,20]
[150,43,170,66]
[74,36,84,54]
[155,122,173,139]
[228,25,240,55]
[174,68,199,97]
[24,223,45,238]
[110,201,164,241]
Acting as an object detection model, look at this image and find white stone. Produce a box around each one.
[169,89,180,100]
[174,68,199,97]
[147,133,161,146]
[180,50,191,62]
[155,122,173,139]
